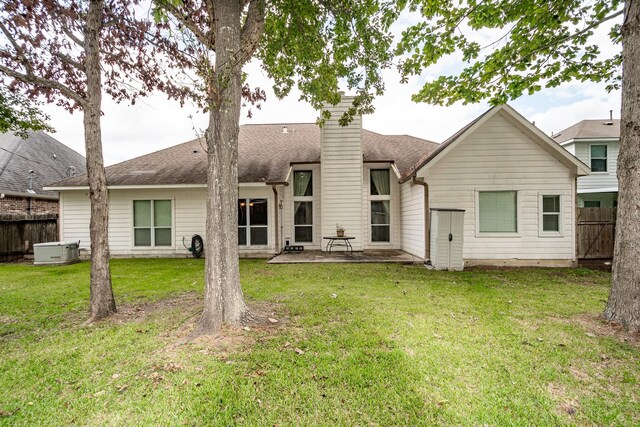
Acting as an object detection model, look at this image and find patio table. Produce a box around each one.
[323,236,355,254]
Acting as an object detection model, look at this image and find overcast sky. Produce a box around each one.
[39,10,622,166]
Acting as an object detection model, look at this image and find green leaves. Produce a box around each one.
[259,0,399,117]
[397,0,623,105]
[0,89,53,138]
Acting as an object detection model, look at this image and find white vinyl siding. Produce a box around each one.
[320,97,364,251]
[58,191,91,249]
[59,187,277,257]
[422,112,575,262]
[400,180,425,258]
[574,139,619,193]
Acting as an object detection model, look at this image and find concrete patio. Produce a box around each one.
[268,249,422,264]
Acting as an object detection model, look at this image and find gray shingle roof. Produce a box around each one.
[52,124,439,187]
[0,131,86,198]
[552,119,620,143]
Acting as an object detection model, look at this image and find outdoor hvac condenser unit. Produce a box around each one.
[430,209,465,271]
[33,241,80,266]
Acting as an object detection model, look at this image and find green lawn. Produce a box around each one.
[0,259,638,426]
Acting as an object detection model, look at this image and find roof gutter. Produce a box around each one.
[0,190,59,201]
[411,176,431,264]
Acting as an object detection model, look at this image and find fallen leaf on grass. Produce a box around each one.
[585,332,596,338]
[0,408,19,417]
[294,348,305,355]
[117,384,129,393]
[268,318,278,324]
[147,372,163,382]
[162,362,184,372]
[248,370,268,378]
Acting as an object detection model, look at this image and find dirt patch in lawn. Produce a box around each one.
[572,314,640,346]
[110,291,202,324]
[166,300,289,358]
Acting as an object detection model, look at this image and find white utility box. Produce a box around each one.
[430,209,465,271]
[33,241,80,266]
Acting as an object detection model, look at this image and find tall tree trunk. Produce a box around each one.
[198,0,250,335]
[84,0,116,321]
[605,0,640,332]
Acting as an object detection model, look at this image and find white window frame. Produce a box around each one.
[589,143,608,174]
[475,189,521,238]
[132,199,174,248]
[238,198,269,247]
[292,170,314,244]
[368,167,392,244]
[538,194,563,237]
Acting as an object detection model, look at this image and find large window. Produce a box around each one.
[479,191,517,233]
[293,170,313,242]
[590,145,608,172]
[370,169,390,242]
[238,199,268,246]
[541,195,561,233]
[133,200,172,246]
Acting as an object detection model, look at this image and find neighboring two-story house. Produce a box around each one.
[552,118,620,208]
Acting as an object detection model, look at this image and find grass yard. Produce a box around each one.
[0,259,638,426]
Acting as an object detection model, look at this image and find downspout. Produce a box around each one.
[271,185,280,253]
[411,176,430,263]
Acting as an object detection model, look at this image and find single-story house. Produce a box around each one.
[47,99,589,267]
[552,117,620,208]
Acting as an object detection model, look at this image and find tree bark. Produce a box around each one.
[197,0,250,335]
[605,0,640,332]
[84,0,116,321]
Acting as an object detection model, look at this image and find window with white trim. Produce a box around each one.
[478,191,517,233]
[370,169,390,242]
[590,144,608,172]
[541,195,561,233]
[293,170,313,243]
[238,199,268,246]
[133,200,172,246]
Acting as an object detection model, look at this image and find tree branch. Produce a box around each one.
[0,21,33,74]
[0,64,85,107]
[239,0,265,63]
[157,0,211,47]
[54,51,84,70]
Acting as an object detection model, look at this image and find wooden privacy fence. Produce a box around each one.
[577,207,616,259]
[0,213,58,261]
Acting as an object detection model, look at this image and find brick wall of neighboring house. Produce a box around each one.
[0,195,59,215]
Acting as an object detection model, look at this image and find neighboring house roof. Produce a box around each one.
[552,119,620,144]
[400,104,590,183]
[0,131,86,198]
[50,124,439,187]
